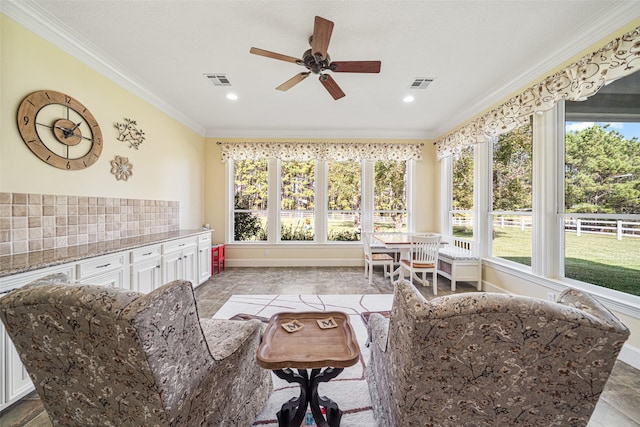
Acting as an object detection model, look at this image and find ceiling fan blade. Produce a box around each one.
[319,74,345,100]
[331,61,381,73]
[311,16,334,60]
[250,47,301,64]
[276,72,310,91]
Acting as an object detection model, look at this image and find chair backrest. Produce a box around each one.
[383,280,630,426]
[409,234,441,266]
[0,274,213,426]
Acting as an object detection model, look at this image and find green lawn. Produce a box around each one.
[491,226,640,296]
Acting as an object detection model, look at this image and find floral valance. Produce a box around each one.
[218,141,424,162]
[436,24,640,159]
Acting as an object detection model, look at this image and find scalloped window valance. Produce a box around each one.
[435,25,640,160]
[217,141,424,162]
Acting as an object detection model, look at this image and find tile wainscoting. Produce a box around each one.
[0,192,179,256]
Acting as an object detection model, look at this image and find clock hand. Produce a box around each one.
[54,125,77,138]
[69,121,82,132]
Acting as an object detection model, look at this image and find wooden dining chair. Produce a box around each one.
[400,234,441,295]
[362,232,394,284]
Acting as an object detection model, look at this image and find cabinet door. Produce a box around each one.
[182,246,198,285]
[162,250,183,283]
[131,258,162,294]
[197,244,212,286]
[4,326,33,405]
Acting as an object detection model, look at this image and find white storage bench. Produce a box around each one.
[438,238,482,291]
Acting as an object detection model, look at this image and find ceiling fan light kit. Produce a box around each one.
[250,16,381,100]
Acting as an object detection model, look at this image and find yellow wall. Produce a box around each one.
[204,138,437,266]
[0,15,206,229]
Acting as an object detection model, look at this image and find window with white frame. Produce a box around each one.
[490,118,533,266]
[224,142,420,244]
[280,160,316,241]
[373,160,408,233]
[327,160,361,241]
[451,145,474,239]
[233,159,268,241]
[562,71,640,296]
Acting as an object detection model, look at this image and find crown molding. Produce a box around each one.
[2,0,206,136]
[432,2,640,138]
[206,127,430,140]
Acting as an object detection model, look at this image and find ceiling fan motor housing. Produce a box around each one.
[303,49,331,74]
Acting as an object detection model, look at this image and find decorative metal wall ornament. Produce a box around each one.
[114,118,145,149]
[110,155,133,181]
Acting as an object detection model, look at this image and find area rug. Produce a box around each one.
[212,294,393,427]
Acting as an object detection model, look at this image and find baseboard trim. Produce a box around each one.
[618,344,640,370]
[228,259,363,268]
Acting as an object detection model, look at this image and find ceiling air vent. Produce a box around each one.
[204,74,232,86]
[409,78,434,89]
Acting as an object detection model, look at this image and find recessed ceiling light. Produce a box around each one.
[226,93,238,101]
[403,95,415,103]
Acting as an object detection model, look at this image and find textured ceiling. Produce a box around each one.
[6,1,640,139]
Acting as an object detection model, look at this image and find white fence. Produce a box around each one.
[452,215,640,240]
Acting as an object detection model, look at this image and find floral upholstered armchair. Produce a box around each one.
[0,274,272,426]
[366,280,630,427]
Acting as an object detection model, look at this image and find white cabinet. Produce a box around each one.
[76,252,128,289]
[162,237,198,284]
[130,245,162,293]
[0,262,76,412]
[196,233,212,287]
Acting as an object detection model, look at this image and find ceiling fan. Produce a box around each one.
[250,16,381,100]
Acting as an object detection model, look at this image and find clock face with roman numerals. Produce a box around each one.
[17,90,103,170]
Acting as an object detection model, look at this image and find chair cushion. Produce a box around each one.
[370,253,394,261]
[400,259,434,268]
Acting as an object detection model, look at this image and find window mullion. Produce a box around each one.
[362,160,374,233]
[316,160,327,243]
[270,159,279,243]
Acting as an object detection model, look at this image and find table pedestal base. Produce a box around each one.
[274,367,344,427]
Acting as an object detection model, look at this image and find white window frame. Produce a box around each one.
[440,104,640,315]
[227,158,414,245]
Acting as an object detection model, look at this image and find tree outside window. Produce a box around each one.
[327,160,361,241]
[452,146,474,238]
[233,159,268,241]
[374,160,407,232]
[280,160,315,241]
[491,120,533,266]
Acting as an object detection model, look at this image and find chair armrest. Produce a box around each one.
[558,288,630,335]
[368,313,390,352]
[199,318,264,361]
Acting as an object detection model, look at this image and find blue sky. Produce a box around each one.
[566,122,640,140]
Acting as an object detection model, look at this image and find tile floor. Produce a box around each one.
[1,267,639,426]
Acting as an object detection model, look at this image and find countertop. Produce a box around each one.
[0,229,211,278]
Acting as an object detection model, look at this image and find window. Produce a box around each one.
[233,159,268,241]
[451,145,474,238]
[490,119,533,266]
[229,156,412,244]
[327,160,361,241]
[563,72,640,296]
[374,160,407,233]
[280,160,315,241]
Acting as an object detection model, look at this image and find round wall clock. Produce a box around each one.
[17,90,103,170]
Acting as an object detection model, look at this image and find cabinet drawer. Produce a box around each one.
[0,263,75,296]
[76,253,127,280]
[131,244,162,263]
[198,232,211,245]
[163,237,197,254]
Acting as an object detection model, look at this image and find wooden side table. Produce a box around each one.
[256,311,360,427]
